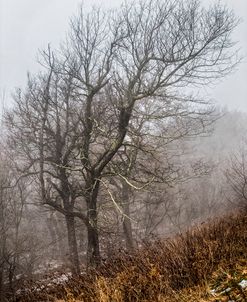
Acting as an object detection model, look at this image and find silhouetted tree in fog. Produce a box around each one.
[6,0,239,267]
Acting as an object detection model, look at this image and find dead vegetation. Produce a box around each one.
[14,210,247,302]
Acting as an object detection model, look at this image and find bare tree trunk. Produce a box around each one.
[8,262,15,302]
[86,198,100,267]
[52,216,65,260]
[0,267,5,302]
[86,178,100,267]
[46,216,59,258]
[65,215,80,275]
[122,182,134,250]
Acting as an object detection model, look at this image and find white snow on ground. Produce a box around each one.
[51,273,72,284]
[210,279,247,297]
[15,271,73,297]
[238,279,247,289]
[220,287,231,294]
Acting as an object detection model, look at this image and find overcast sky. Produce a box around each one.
[0,0,246,111]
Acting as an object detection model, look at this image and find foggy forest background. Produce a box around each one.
[0,0,247,300]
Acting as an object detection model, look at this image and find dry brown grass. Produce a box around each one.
[15,210,247,302]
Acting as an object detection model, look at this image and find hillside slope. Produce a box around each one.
[15,211,247,302]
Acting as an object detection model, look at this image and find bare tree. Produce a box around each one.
[6,0,239,266]
[225,144,247,210]
[5,70,89,274]
[0,150,31,301]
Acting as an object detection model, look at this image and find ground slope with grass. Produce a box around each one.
[15,211,247,302]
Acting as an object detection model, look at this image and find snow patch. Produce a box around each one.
[238,279,247,289]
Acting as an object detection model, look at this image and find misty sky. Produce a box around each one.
[0,0,246,111]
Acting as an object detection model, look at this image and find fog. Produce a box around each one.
[0,0,247,300]
[0,0,246,110]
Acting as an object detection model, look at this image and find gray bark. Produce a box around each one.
[121,182,134,250]
[65,215,80,275]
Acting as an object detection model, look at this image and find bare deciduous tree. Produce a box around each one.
[0,151,31,301]
[226,145,247,210]
[6,0,239,266]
